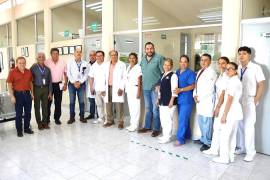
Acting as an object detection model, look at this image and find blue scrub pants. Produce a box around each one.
[176,104,193,144]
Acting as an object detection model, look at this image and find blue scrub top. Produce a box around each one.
[176,68,196,105]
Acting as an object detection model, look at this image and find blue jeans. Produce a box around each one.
[143,90,160,131]
[176,104,193,144]
[198,115,213,146]
[88,98,96,115]
[14,91,32,132]
[68,82,86,118]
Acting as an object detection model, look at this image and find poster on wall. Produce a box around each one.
[75,45,82,51]
[63,46,69,55]
[21,47,25,56]
[24,47,29,57]
[58,47,63,55]
[0,52,3,71]
[69,46,75,54]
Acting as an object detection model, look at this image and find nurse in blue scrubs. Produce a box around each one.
[174,55,196,146]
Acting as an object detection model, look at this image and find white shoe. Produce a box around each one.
[212,157,229,164]
[235,149,245,155]
[203,149,218,156]
[158,137,170,144]
[126,126,136,132]
[244,154,255,162]
[97,118,103,123]
[92,120,98,124]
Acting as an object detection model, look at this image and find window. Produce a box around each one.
[143,27,221,71]
[114,0,138,31]
[52,1,82,42]
[243,0,270,19]
[17,15,35,46]
[142,0,222,30]
[37,12,44,43]
[85,0,102,35]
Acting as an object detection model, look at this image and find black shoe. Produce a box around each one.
[193,140,203,145]
[151,131,161,137]
[55,120,62,125]
[86,114,95,120]
[67,118,75,124]
[17,132,23,137]
[24,129,34,134]
[200,144,210,151]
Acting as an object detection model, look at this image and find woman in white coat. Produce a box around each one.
[212,62,243,164]
[103,50,126,129]
[203,57,229,155]
[125,53,142,132]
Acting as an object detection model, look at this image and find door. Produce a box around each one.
[241,19,270,155]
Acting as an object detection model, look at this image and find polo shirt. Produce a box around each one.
[6,67,32,91]
[140,53,165,90]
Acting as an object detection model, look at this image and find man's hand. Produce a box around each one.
[136,91,141,99]
[48,93,52,100]
[101,91,106,97]
[194,96,199,103]
[117,89,123,96]
[90,87,95,95]
[173,88,182,94]
[221,115,226,124]
[74,81,81,89]
[11,95,16,104]
[168,100,174,108]
[254,97,259,106]
[31,94,34,100]
[63,83,67,91]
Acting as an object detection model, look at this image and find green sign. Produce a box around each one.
[64,30,69,38]
[90,23,98,32]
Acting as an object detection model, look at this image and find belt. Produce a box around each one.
[52,81,62,84]
[14,90,30,94]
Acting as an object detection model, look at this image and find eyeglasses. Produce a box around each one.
[226,67,235,71]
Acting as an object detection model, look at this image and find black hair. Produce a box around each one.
[218,56,230,64]
[238,46,251,54]
[144,42,155,48]
[201,53,212,60]
[128,52,138,60]
[96,50,105,57]
[228,62,238,70]
[50,48,59,55]
[180,54,190,63]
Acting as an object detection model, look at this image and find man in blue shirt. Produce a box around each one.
[138,42,165,137]
[173,55,196,146]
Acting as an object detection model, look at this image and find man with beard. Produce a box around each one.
[138,42,165,137]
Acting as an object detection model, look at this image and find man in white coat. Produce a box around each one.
[193,53,217,151]
[103,50,126,129]
[236,46,265,162]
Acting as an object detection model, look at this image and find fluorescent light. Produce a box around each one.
[90,5,102,10]
[125,40,134,44]
[143,22,161,26]
[197,7,222,23]
[86,1,101,8]
[95,8,102,12]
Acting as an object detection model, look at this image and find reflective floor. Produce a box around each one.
[0,107,270,180]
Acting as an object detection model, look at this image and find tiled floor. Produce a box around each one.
[0,107,270,180]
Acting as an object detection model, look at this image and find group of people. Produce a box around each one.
[6,42,265,164]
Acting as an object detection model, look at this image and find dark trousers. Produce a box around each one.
[14,91,32,132]
[33,86,49,124]
[89,97,96,115]
[48,82,63,121]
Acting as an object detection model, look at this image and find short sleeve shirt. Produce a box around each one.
[6,67,32,91]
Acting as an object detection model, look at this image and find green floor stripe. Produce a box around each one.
[130,140,189,160]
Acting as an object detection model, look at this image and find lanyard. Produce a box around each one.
[76,61,82,72]
[240,67,247,81]
[37,64,45,76]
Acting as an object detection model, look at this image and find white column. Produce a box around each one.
[221,0,241,61]
[44,0,51,58]
[11,0,17,57]
[102,0,114,59]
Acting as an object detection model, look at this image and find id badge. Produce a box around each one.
[42,78,46,85]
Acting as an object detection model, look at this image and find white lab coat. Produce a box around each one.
[104,60,126,103]
[193,66,217,117]
[86,63,95,98]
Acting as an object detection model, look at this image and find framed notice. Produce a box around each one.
[0,52,3,70]
[24,47,29,57]
[69,46,75,54]
[58,47,63,55]
[75,45,82,51]
[63,46,69,55]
